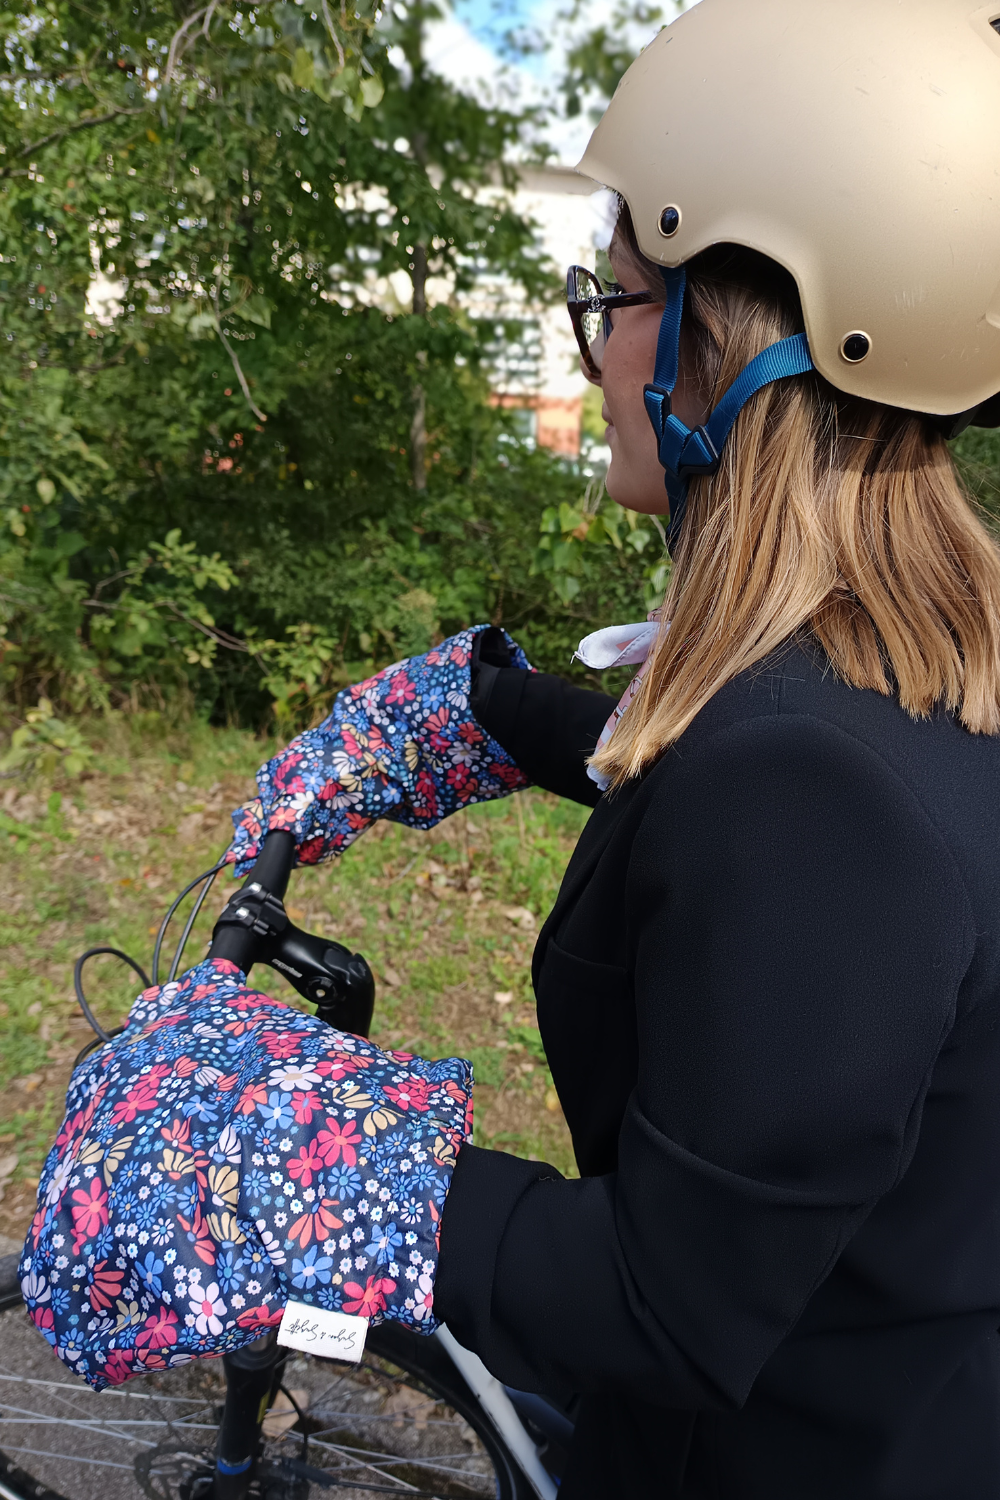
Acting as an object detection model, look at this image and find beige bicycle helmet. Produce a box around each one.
[578,0,1000,434]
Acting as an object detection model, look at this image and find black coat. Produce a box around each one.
[434,640,1000,1499]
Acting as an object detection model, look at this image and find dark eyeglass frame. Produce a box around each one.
[566,264,655,379]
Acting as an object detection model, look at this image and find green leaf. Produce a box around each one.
[360,75,384,109]
[235,295,273,330]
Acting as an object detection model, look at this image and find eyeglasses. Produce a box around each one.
[566,265,655,379]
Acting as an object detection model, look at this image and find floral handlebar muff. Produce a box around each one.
[227,625,533,875]
[20,959,473,1391]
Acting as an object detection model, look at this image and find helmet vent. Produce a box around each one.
[992,17,1000,34]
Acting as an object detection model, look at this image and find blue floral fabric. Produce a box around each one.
[20,959,473,1391]
[227,626,533,876]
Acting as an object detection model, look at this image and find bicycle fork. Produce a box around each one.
[211,1330,288,1500]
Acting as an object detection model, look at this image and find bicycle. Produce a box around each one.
[0,831,574,1500]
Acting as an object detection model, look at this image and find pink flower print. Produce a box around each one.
[263,1031,306,1060]
[31,1305,55,1338]
[136,1307,179,1350]
[300,833,333,864]
[425,706,451,752]
[343,1275,396,1318]
[387,674,416,706]
[291,1089,323,1124]
[103,1349,135,1385]
[384,1077,434,1113]
[189,1281,226,1336]
[70,1179,108,1252]
[87,1261,125,1313]
[287,1143,324,1187]
[237,1303,283,1332]
[287,1197,343,1250]
[315,1119,362,1167]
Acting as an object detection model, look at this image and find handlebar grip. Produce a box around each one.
[245,828,295,900]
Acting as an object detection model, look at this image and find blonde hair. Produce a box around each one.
[593,222,1000,788]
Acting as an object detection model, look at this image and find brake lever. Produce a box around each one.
[212,884,376,1038]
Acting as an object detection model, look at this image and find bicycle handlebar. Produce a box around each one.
[208,831,376,1038]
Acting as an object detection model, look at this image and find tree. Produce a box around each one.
[1,0,662,724]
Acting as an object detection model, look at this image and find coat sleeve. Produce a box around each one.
[471,662,617,808]
[435,713,975,1407]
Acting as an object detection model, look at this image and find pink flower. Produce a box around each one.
[104,1349,135,1385]
[288,1144,323,1186]
[136,1307,179,1350]
[315,1119,362,1167]
[87,1261,124,1313]
[291,1089,322,1124]
[343,1275,396,1317]
[70,1179,108,1251]
[384,1078,434,1113]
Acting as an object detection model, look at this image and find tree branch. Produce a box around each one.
[0,108,144,178]
[163,4,219,86]
[210,288,268,424]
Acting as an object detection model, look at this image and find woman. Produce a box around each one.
[28,0,1000,1492]
[435,2,1000,1495]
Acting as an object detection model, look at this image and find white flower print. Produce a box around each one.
[269,1063,322,1091]
[189,1281,226,1336]
[46,1156,74,1207]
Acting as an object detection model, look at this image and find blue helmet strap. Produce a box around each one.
[642,266,815,549]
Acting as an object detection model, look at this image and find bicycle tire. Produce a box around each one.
[0,1272,532,1500]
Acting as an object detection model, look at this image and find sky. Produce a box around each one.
[422,0,690,164]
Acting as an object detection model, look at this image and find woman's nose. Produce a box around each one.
[580,356,603,387]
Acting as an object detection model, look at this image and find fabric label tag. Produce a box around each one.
[277,1299,368,1363]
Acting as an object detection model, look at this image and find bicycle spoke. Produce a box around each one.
[0,1446,143,1472]
[0,1304,514,1500]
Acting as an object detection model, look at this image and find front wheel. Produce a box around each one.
[0,1265,528,1500]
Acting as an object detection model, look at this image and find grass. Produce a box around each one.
[0,712,590,1248]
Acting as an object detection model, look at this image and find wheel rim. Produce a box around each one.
[0,1305,509,1499]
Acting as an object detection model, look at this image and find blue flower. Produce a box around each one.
[291,1245,334,1289]
[177,1180,199,1217]
[216,1249,245,1294]
[137,1252,164,1297]
[182,1096,218,1124]
[258,1092,294,1131]
[328,1164,362,1200]
[244,1169,268,1199]
[365,1222,403,1266]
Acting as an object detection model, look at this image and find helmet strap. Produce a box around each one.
[642,267,814,549]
